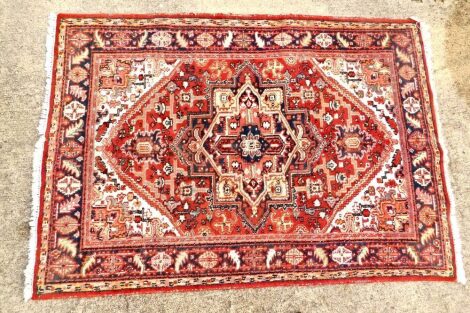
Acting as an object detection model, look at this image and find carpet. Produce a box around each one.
[26,13,464,300]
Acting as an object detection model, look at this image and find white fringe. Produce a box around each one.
[412,17,466,284]
[24,13,58,301]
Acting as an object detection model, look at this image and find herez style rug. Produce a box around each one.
[26,13,465,300]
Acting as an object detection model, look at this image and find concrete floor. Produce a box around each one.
[0,0,469,312]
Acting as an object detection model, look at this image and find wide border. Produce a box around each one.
[26,12,463,300]
[412,18,465,284]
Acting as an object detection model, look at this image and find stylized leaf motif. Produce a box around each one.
[266,249,276,269]
[357,246,369,265]
[336,32,350,48]
[254,32,265,48]
[416,188,433,205]
[396,48,411,63]
[72,48,89,65]
[401,82,416,98]
[81,254,96,276]
[228,250,241,270]
[176,31,188,48]
[133,254,146,274]
[412,151,428,167]
[222,31,233,48]
[406,113,421,128]
[62,159,81,178]
[94,30,105,48]
[137,31,148,48]
[421,227,436,245]
[407,246,419,264]
[57,238,77,257]
[381,33,390,47]
[300,31,312,47]
[65,119,84,138]
[314,247,329,267]
[174,251,188,273]
[58,194,80,214]
[69,85,87,101]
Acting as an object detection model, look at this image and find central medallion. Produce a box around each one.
[237,125,267,162]
[181,64,325,230]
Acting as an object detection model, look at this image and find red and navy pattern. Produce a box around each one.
[32,14,456,299]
